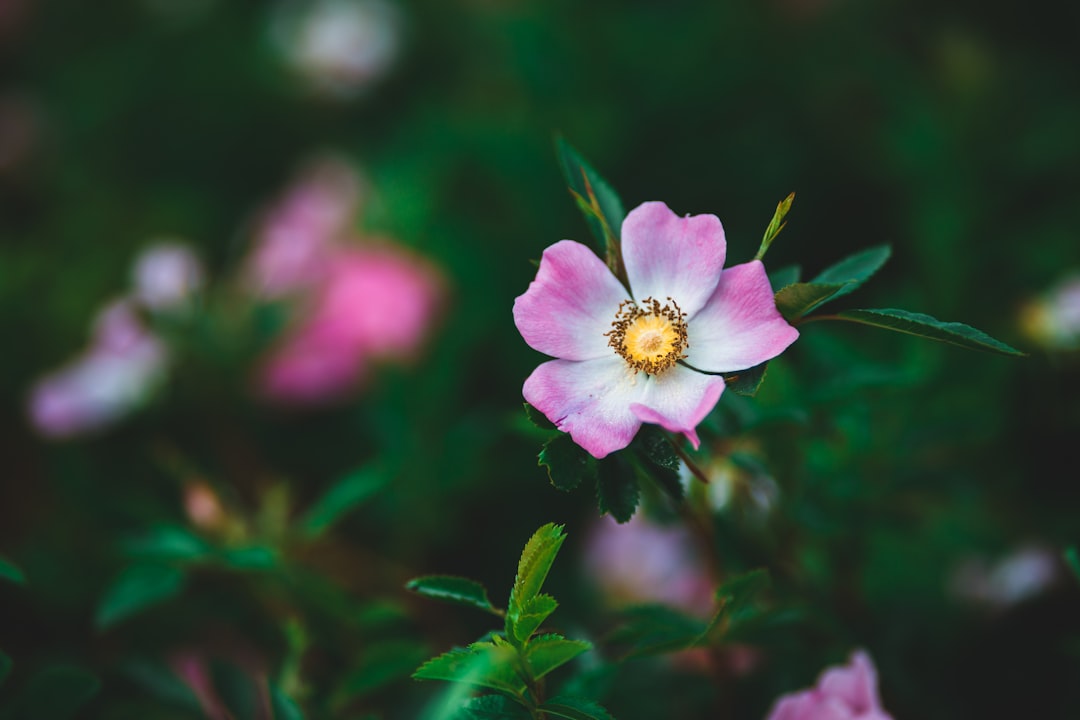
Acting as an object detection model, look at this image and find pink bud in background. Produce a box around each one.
[766,651,893,720]
[131,241,204,311]
[258,244,443,404]
[28,301,168,438]
[243,158,362,298]
[583,512,714,618]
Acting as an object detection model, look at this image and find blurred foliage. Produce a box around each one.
[3,0,1080,718]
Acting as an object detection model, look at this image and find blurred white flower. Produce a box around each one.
[950,545,1059,610]
[132,241,204,311]
[1020,274,1080,351]
[273,0,402,99]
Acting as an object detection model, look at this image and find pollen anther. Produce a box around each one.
[605,297,688,375]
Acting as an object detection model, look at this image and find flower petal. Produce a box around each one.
[818,651,884,714]
[514,240,629,361]
[684,260,799,373]
[622,201,727,317]
[523,355,647,458]
[629,365,725,449]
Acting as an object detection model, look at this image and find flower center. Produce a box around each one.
[606,297,688,375]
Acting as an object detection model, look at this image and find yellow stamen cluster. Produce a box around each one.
[605,297,688,375]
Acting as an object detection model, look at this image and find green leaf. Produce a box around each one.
[721,361,770,397]
[406,575,500,616]
[123,526,211,562]
[706,569,772,639]
[540,696,616,720]
[524,634,590,680]
[508,524,566,616]
[95,564,185,630]
[10,665,101,719]
[832,309,1026,356]
[413,643,525,696]
[0,554,26,585]
[775,282,850,323]
[810,245,891,299]
[298,466,385,539]
[631,425,680,472]
[538,435,598,492]
[768,264,801,290]
[607,605,707,658]
[555,136,626,276]
[219,545,278,570]
[0,650,11,687]
[508,594,557,644]
[754,192,795,261]
[523,403,557,431]
[596,459,640,523]
[270,684,305,720]
[1065,547,1080,584]
[452,695,531,719]
[338,641,430,701]
[121,659,202,712]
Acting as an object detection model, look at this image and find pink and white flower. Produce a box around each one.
[513,201,798,459]
[766,651,893,720]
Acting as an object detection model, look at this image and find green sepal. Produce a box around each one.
[540,695,616,720]
[810,244,891,299]
[775,282,850,323]
[298,465,385,539]
[721,361,770,397]
[413,642,526,696]
[539,435,598,492]
[754,192,795,262]
[452,695,532,719]
[95,564,186,630]
[596,458,640,523]
[406,575,501,616]
[833,309,1026,356]
[523,403,557,431]
[524,634,590,680]
[506,524,566,644]
[555,136,627,278]
[508,594,558,645]
[0,554,26,586]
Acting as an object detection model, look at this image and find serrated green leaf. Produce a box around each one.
[508,594,558,644]
[95,564,185,630]
[775,282,850,322]
[811,245,891,300]
[0,554,26,585]
[631,425,680,472]
[596,459,640,523]
[607,605,707,658]
[523,403,556,431]
[406,575,500,616]
[0,650,11,687]
[508,524,566,618]
[10,665,101,720]
[524,634,590,680]
[833,309,1025,356]
[298,466,385,539]
[706,568,771,638]
[538,435,598,492]
[413,644,525,696]
[555,136,626,276]
[721,361,770,397]
[754,192,795,261]
[768,264,801,290]
[451,695,531,719]
[540,695,616,720]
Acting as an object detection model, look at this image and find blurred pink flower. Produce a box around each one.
[28,300,167,438]
[131,240,204,311]
[766,651,893,720]
[259,245,442,404]
[244,158,362,298]
[514,201,798,459]
[583,511,713,618]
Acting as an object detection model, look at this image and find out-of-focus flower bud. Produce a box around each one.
[132,241,204,312]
